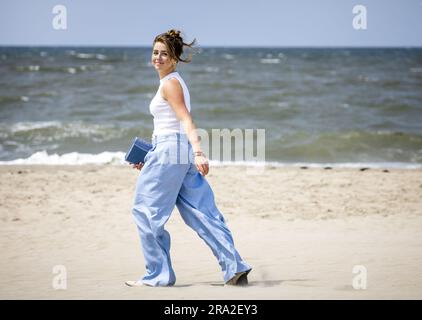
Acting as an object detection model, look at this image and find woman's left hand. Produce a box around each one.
[131,162,144,171]
[195,154,209,176]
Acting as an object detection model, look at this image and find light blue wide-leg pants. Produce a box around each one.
[132,133,251,286]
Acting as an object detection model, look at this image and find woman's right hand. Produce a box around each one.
[131,162,144,171]
[195,154,209,176]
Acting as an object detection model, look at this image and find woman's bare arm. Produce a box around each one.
[162,78,209,175]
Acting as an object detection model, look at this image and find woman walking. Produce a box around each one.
[126,29,252,287]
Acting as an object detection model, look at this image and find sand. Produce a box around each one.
[0,164,421,299]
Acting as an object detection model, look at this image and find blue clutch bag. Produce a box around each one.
[125,137,153,164]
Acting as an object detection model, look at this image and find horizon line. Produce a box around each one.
[1,44,422,49]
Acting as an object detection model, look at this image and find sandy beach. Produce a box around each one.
[0,164,421,299]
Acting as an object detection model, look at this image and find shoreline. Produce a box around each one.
[1,161,421,170]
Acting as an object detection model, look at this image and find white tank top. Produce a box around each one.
[149,71,191,136]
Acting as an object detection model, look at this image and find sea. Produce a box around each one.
[0,46,421,168]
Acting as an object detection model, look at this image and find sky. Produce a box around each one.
[1,0,422,47]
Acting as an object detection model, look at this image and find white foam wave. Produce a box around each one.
[4,122,117,142]
[0,151,126,165]
[0,151,421,169]
[9,121,62,132]
[222,54,234,60]
[260,58,280,64]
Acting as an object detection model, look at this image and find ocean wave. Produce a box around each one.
[0,151,126,165]
[66,50,125,62]
[8,121,62,132]
[260,58,280,64]
[0,150,421,169]
[205,66,219,73]
[0,121,137,144]
[15,65,40,72]
[410,67,422,73]
[5,121,102,134]
[0,95,30,105]
[221,54,235,60]
[14,64,111,74]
